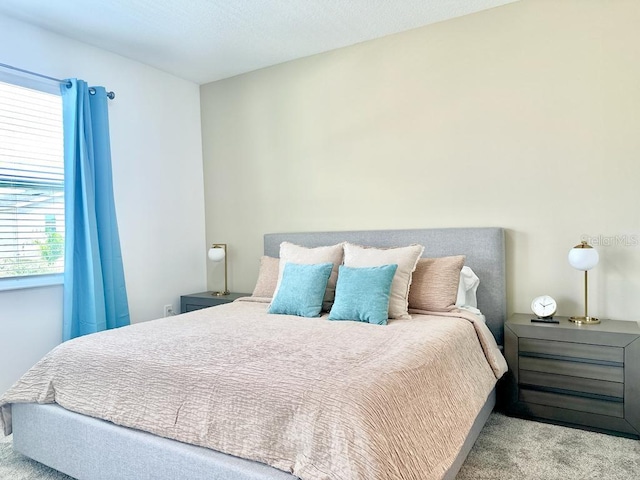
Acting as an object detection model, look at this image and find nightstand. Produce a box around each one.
[180,291,250,313]
[504,313,640,438]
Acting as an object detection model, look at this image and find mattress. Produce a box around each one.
[1,298,506,480]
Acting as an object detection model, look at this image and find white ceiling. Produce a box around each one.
[0,0,518,85]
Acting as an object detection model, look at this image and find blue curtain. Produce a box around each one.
[61,79,130,341]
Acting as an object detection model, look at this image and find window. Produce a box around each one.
[0,77,64,285]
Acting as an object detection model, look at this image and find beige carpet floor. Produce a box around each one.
[1,413,639,479]
[456,413,640,479]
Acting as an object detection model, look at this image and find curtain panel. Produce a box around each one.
[61,79,129,341]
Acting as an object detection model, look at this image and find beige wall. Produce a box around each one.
[201,0,640,321]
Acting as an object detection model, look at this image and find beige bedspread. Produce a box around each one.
[0,298,506,480]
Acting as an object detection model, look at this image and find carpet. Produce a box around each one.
[1,413,638,479]
[456,413,640,479]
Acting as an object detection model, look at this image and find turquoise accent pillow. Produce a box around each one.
[268,262,334,317]
[328,264,398,325]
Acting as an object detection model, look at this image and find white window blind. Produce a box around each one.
[0,79,64,279]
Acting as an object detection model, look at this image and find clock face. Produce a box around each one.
[531,295,557,318]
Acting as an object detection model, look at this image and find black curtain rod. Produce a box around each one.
[0,62,115,100]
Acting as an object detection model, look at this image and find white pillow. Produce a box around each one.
[456,266,479,308]
[272,242,344,311]
[343,243,424,319]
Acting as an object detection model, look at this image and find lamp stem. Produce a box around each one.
[223,248,228,295]
[584,270,588,319]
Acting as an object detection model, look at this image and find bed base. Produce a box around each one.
[12,389,495,480]
[12,402,293,480]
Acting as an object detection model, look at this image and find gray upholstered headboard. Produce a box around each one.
[264,227,506,345]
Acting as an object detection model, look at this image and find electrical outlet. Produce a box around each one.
[163,304,174,317]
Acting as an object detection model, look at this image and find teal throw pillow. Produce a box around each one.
[328,264,398,325]
[268,262,334,317]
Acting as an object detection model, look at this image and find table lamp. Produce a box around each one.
[208,243,229,296]
[567,241,600,324]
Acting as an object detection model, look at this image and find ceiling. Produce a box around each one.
[0,0,518,85]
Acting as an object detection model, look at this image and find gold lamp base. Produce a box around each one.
[211,291,230,296]
[569,316,600,325]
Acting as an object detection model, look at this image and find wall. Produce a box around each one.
[201,0,640,322]
[0,15,206,393]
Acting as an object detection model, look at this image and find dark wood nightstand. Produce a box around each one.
[504,313,640,438]
[180,292,250,313]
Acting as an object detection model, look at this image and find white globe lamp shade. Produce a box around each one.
[208,246,226,262]
[568,242,599,271]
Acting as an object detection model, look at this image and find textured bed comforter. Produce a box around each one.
[1,298,506,480]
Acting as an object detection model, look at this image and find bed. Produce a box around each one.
[1,227,507,480]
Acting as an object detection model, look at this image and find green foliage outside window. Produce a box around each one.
[0,229,64,278]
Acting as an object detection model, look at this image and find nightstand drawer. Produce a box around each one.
[519,338,623,363]
[180,292,250,314]
[519,370,624,398]
[519,356,624,383]
[520,389,624,418]
[184,303,209,313]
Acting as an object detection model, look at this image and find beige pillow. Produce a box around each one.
[343,243,424,319]
[273,242,345,311]
[409,256,466,312]
[251,256,280,298]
